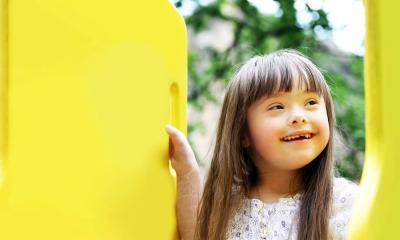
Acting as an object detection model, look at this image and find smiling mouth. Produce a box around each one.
[281,133,315,142]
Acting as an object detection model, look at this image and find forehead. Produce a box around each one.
[256,89,319,106]
[263,75,320,98]
[239,53,328,110]
[268,89,318,99]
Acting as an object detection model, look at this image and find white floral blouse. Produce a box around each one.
[226,177,359,240]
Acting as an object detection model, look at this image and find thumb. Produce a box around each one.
[165,124,194,158]
[165,124,188,147]
[165,124,198,174]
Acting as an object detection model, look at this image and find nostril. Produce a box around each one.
[290,116,308,125]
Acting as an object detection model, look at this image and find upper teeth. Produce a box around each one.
[282,134,312,141]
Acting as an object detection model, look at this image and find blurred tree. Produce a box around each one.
[173,0,364,181]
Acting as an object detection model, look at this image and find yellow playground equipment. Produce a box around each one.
[1,0,400,239]
[0,0,186,239]
[348,0,400,239]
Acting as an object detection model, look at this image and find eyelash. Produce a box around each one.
[268,99,318,110]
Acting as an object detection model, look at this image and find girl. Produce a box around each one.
[166,49,359,240]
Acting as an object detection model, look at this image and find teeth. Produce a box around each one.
[282,133,312,141]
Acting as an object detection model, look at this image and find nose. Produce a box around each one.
[288,108,308,125]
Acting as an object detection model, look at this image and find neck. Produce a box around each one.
[253,168,302,202]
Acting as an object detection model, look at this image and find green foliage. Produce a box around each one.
[173,0,364,182]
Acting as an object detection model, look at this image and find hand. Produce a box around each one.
[165,124,199,177]
[166,125,202,240]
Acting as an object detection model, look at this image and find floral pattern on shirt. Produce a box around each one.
[226,177,359,240]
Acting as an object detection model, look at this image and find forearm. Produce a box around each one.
[176,168,203,240]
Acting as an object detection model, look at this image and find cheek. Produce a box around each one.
[318,114,330,147]
[249,120,280,149]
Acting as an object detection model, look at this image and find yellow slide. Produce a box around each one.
[348,0,400,239]
[0,0,186,239]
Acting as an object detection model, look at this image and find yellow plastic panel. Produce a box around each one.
[348,0,400,239]
[0,0,187,239]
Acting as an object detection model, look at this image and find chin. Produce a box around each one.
[284,157,315,170]
[272,161,306,171]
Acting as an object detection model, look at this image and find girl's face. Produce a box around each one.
[244,80,330,172]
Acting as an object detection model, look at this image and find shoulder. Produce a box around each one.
[329,177,359,239]
[332,177,359,211]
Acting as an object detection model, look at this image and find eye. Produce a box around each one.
[268,104,284,110]
[305,99,318,106]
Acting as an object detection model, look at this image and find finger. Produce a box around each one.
[165,124,188,147]
[168,138,174,159]
[165,125,196,161]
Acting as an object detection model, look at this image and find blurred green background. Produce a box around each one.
[172,0,364,182]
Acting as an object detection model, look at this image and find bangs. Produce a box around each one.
[237,50,329,106]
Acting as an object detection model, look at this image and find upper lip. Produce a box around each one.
[280,130,315,140]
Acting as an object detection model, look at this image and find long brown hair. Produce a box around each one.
[194,49,336,240]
